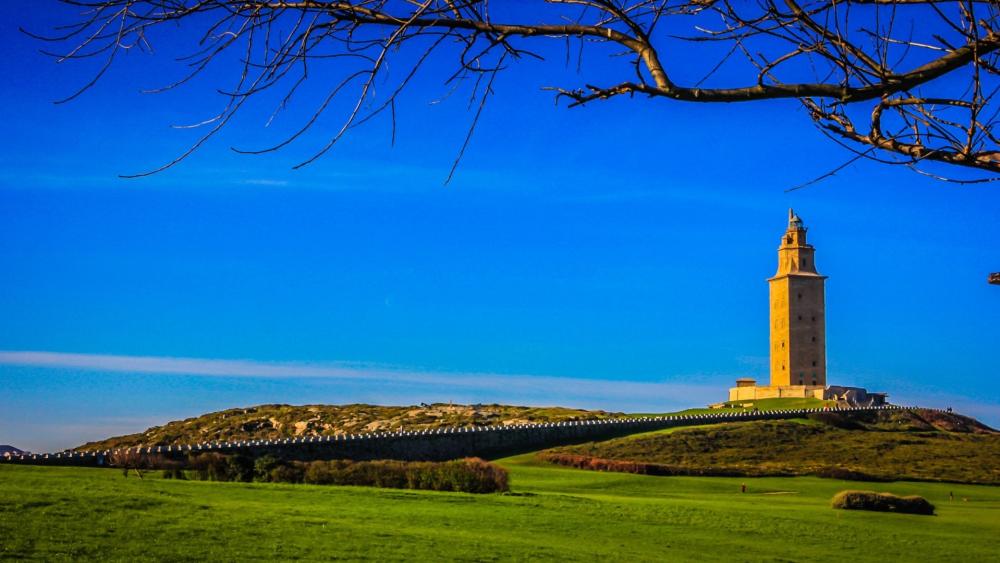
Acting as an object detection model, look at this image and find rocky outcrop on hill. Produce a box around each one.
[76,403,623,451]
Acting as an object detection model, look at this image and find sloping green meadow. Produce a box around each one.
[544,417,1000,484]
[2,455,998,561]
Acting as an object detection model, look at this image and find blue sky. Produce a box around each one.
[1,4,998,452]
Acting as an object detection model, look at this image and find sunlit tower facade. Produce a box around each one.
[768,209,827,388]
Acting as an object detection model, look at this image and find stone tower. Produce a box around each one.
[768,209,827,387]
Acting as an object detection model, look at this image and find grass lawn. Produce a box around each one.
[2,455,999,561]
[631,397,834,418]
[544,413,1000,484]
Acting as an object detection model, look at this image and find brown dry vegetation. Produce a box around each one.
[542,409,1000,485]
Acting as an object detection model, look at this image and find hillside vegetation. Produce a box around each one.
[542,409,1000,484]
[77,403,623,451]
[2,455,998,561]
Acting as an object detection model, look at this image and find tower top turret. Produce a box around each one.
[788,208,804,230]
[772,209,823,278]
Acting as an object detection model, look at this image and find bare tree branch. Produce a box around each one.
[33,0,1000,182]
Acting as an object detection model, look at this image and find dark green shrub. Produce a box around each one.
[169,453,507,493]
[831,490,935,515]
[188,453,231,481]
[253,455,280,482]
[270,463,305,484]
[298,458,508,493]
[226,455,255,482]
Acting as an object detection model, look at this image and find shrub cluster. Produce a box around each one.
[183,453,256,482]
[537,453,756,477]
[300,458,508,493]
[831,490,935,515]
[174,454,507,493]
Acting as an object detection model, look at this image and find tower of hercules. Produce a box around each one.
[768,209,827,388]
[725,210,886,406]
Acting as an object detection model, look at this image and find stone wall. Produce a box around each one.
[1,405,922,468]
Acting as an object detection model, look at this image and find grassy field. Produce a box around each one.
[721,397,836,410]
[2,455,999,561]
[630,397,835,418]
[545,410,1000,484]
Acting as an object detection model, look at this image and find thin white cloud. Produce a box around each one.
[6,350,995,426]
[241,178,290,187]
[0,350,720,409]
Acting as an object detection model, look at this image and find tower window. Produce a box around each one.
[797,293,803,300]
[798,315,802,321]
[812,336,816,342]
[812,316,816,321]
[803,259,808,267]
[786,235,793,244]
[812,361,817,367]
[781,341,785,348]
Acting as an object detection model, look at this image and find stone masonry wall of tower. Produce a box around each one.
[769,210,827,387]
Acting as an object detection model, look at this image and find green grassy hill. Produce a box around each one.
[543,409,1000,484]
[2,454,998,561]
[77,403,624,451]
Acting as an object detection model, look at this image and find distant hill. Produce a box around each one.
[542,408,1000,484]
[77,403,624,451]
[0,445,24,455]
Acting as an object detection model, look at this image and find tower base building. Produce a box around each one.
[728,379,825,402]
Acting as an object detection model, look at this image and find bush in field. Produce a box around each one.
[175,453,507,493]
[303,459,346,485]
[298,458,508,493]
[157,459,187,479]
[461,457,509,493]
[225,455,254,483]
[188,453,231,481]
[269,463,305,484]
[253,455,280,482]
[831,490,935,515]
